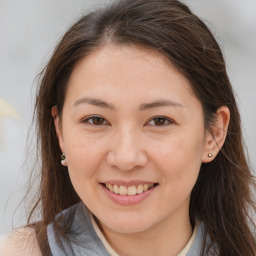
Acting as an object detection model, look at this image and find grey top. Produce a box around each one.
[47,202,216,256]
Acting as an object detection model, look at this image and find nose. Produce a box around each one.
[106,127,147,171]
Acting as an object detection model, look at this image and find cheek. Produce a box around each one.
[155,145,201,212]
[64,136,107,201]
[64,132,107,177]
[151,132,204,189]
[152,132,204,163]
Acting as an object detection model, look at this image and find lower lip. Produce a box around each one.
[101,184,156,205]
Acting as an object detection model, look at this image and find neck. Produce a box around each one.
[99,208,193,256]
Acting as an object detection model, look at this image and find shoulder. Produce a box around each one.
[0,227,42,256]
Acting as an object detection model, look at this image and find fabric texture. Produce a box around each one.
[47,202,216,256]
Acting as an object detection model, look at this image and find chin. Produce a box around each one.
[101,216,153,234]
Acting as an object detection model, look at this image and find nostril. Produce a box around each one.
[106,150,148,172]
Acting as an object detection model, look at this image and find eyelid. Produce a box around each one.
[81,115,110,125]
[146,116,176,126]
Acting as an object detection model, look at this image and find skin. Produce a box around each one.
[53,45,230,256]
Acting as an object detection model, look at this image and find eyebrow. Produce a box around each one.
[73,97,184,110]
[139,100,184,110]
[74,97,116,110]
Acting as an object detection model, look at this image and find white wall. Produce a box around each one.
[0,0,255,235]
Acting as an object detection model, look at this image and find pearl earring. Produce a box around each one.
[208,153,213,157]
[61,153,67,166]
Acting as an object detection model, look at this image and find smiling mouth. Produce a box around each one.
[102,183,158,196]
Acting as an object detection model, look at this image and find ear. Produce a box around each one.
[51,106,65,153]
[202,106,230,163]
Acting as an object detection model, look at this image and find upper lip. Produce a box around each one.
[101,180,158,186]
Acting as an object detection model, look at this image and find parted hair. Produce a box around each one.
[28,0,256,255]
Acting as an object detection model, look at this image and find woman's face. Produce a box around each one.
[55,45,212,235]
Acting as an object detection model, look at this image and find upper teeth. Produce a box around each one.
[105,184,154,196]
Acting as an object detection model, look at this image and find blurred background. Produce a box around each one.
[0,0,255,236]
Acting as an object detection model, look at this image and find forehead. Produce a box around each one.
[66,45,198,107]
[71,45,184,80]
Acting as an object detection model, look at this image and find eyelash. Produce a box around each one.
[147,116,174,126]
[82,115,110,126]
[82,115,174,126]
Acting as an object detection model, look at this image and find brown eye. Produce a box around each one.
[148,116,173,126]
[92,117,105,125]
[154,118,166,125]
[83,116,109,125]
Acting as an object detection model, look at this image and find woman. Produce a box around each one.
[2,0,256,255]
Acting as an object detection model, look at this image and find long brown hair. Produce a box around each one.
[28,0,256,255]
